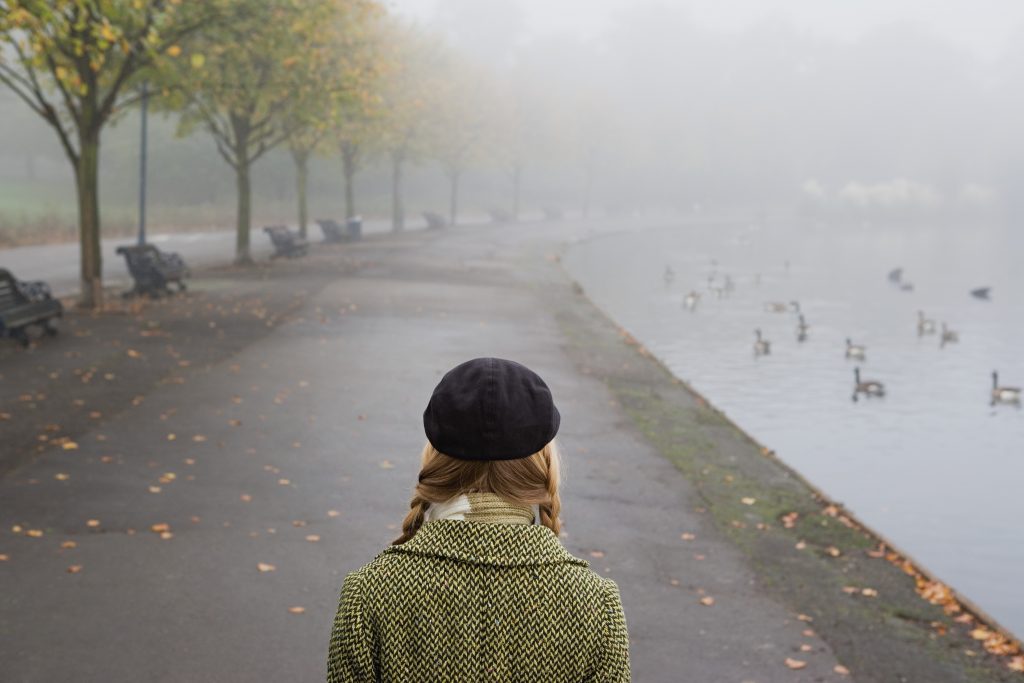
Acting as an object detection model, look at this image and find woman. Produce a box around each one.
[327,357,631,682]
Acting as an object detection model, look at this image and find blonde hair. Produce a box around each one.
[393,441,561,545]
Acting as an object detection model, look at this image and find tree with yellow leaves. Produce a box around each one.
[0,0,216,307]
[282,0,383,236]
[426,58,492,226]
[376,22,445,232]
[161,0,347,264]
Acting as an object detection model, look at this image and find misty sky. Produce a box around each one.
[387,0,1024,58]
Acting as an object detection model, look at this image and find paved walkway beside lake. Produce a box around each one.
[0,219,1014,682]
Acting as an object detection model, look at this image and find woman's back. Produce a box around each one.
[326,358,630,681]
[327,519,629,682]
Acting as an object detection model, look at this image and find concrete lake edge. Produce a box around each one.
[552,227,1022,681]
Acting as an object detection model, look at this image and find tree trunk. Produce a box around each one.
[511,162,522,221]
[391,150,405,232]
[449,170,460,227]
[75,134,103,308]
[293,149,309,238]
[235,155,253,265]
[342,144,357,220]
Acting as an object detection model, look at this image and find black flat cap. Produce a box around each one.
[424,358,560,461]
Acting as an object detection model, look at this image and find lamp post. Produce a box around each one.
[138,81,149,245]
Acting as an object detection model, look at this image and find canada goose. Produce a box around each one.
[917,310,936,336]
[663,265,675,284]
[888,267,903,283]
[796,314,809,342]
[852,367,885,402]
[683,291,700,310]
[845,338,866,360]
[939,323,959,348]
[754,329,771,356]
[991,371,1021,406]
[970,287,991,300]
[764,302,788,313]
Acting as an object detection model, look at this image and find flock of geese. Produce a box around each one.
[665,263,1021,407]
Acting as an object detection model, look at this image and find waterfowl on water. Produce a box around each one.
[845,338,866,360]
[852,367,885,402]
[796,314,809,342]
[754,329,771,356]
[971,287,991,300]
[917,310,936,336]
[991,371,1021,406]
[683,291,700,310]
[888,267,903,283]
[939,323,959,348]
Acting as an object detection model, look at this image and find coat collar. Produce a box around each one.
[384,520,588,568]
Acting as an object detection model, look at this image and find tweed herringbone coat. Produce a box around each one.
[326,520,630,682]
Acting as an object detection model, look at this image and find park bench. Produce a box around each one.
[316,219,346,243]
[423,211,447,230]
[488,208,514,224]
[0,269,63,347]
[264,225,309,258]
[115,243,189,297]
[316,217,363,243]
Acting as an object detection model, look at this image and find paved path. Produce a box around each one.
[3,219,858,681]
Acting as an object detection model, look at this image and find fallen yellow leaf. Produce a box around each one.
[699,596,715,606]
[305,535,321,543]
[67,565,83,574]
[288,606,306,614]
[86,519,100,528]
[680,532,696,541]
[834,664,851,676]
[26,529,43,538]
[257,562,276,573]
[784,658,807,670]
[0,554,9,561]
[151,523,170,533]
[327,510,340,518]
[741,497,756,505]
[55,473,70,481]
[61,541,76,549]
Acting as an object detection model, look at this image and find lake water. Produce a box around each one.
[563,218,1024,637]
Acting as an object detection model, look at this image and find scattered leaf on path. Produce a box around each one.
[305,535,320,543]
[288,606,306,614]
[67,565,83,574]
[699,596,715,606]
[784,658,807,670]
[327,510,340,518]
[240,494,252,502]
[834,664,851,676]
[741,497,756,506]
[0,554,8,561]
[26,529,43,538]
[680,532,695,541]
[86,519,100,528]
[257,562,276,573]
[379,460,394,469]
[55,473,70,481]
[61,541,77,549]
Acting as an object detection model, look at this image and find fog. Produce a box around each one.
[4,0,1024,239]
